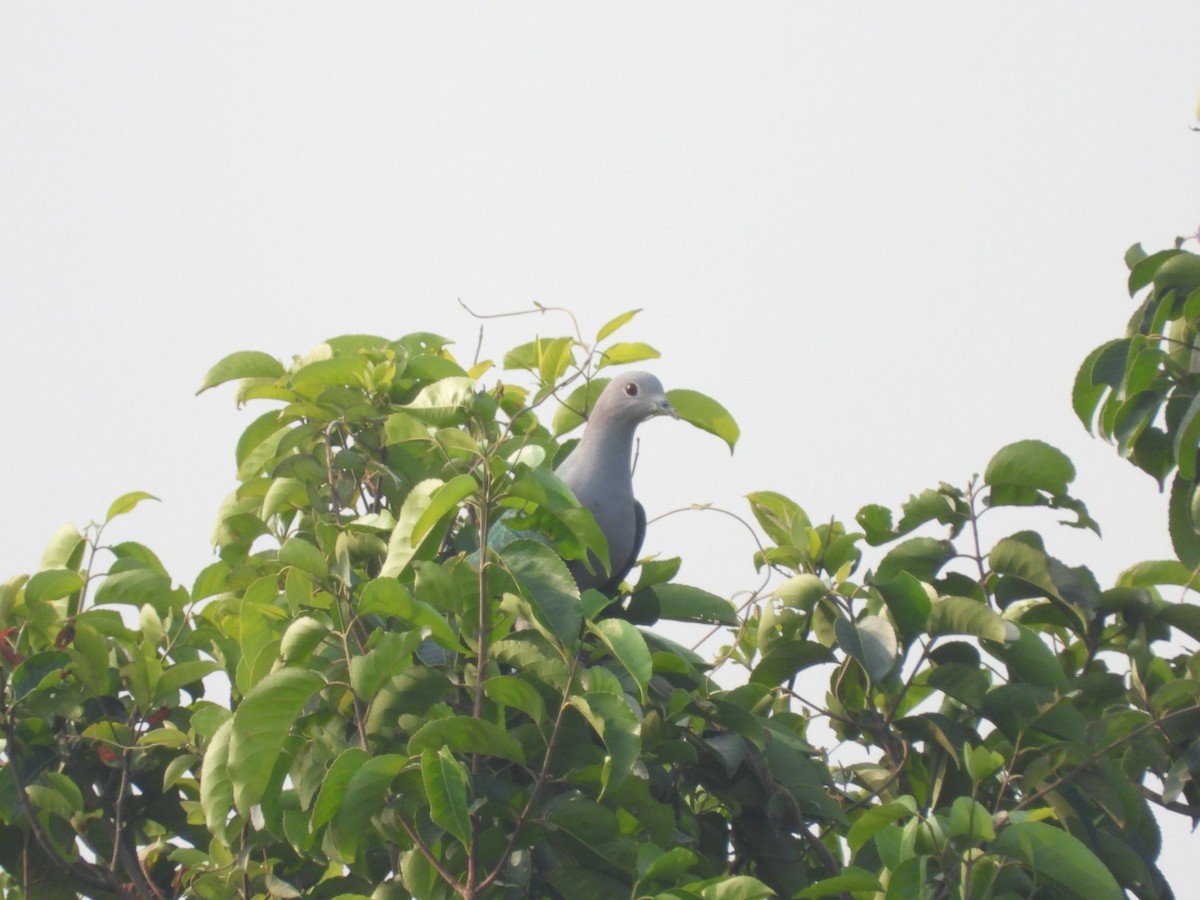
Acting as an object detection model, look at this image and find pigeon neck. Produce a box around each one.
[578,411,637,483]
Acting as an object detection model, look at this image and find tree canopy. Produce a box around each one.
[3,243,1200,899]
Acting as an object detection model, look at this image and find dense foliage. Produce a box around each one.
[2,244,1200,899]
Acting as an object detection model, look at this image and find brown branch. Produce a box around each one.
[394,810,469,897]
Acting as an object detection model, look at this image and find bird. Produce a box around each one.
[554,371,677,594]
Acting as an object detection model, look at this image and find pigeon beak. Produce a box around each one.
[659,398,679,420]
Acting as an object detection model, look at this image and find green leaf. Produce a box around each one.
[403,376,475,427]
[104,490,159,523]
[667,389,739,453]
[309,747,370,832]
[596,341,661,369]
[552,379,609,436]
[11,651,71,700]
[407,716,526,764]
[537,336,576,385]
[380,479,448,579]
[875,537,956,583]
[1073,340,1125,432]
[985,624,1068,690]
[411,473,477,546]
[644,583,738,626]
[279,537,328,579]
[928,597,1014,643]
[228,668,325,813]
[1169,474,1200,568]
[569,691,641,794]
[24,569,84,604]
[835,615,898,682]
[794,869,884,898]
[773,573,827,610]
[587,619,653,702]
[350,631,421,700]
[290,357,368,395]
[156,660,221,700]
[948,797,995,841]
[483,674,546,721]
[500,540,582,648]
[422,747,471,845]
[40,524,85,571]
[847,797,918,854]
[966,744,1005,782]
[877,572,934,645]
[596,309,641,342]
[990,822,1123,900]
[93,569,172,613]
[357,578,461,650]
[1117,559,1196,588]
[200,718,235,842]
[1173,393,1200,481]
[749,640,835,685]
[984,439,1075,501]
[333,754,407,861]
[196,350,284,394]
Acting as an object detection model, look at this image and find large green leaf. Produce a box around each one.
[228,668,325,813]
[407,716,526,764]
[422,747,471,845]
[333,754,407,861]
[569,691,641,795]
[380,479,448,579]
[835,615,898,682]
[990,822,1122,900]
[644,583,738,626]
[24,569,84,604]
[587,619,652,702]
[309,747,370,833]
[196,350,285,394]
[500,540,582,647]
[667,389,739,453]
[928,597,1014,643]
[984,440,1075,503]
[749,641,836,685]
[411,473,477,545]
[403,376,475,427]
[1169,474,1200,568]
[279,536,328,578]
[200,718,235,842]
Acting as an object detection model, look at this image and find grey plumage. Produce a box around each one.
[555,372,677,593]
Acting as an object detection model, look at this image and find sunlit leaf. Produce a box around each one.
[104,490,159,523]
[667,389,739,453]
[196,350,285,394]
[228,668,325,813]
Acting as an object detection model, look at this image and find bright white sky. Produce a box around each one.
[3,3,1199,888]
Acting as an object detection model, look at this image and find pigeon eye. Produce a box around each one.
[623,383,639,397]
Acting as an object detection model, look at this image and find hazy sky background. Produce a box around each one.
[3,3,1199,886]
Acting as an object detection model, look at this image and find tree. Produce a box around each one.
[2,244,1200,899]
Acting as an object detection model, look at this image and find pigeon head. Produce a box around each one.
[591,371,678,425]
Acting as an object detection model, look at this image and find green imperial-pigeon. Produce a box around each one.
[554,372,677,594]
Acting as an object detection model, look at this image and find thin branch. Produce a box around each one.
[1015,703,1200,813]
[396,806,470,896]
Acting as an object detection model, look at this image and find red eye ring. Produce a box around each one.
[623,382,639,397]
